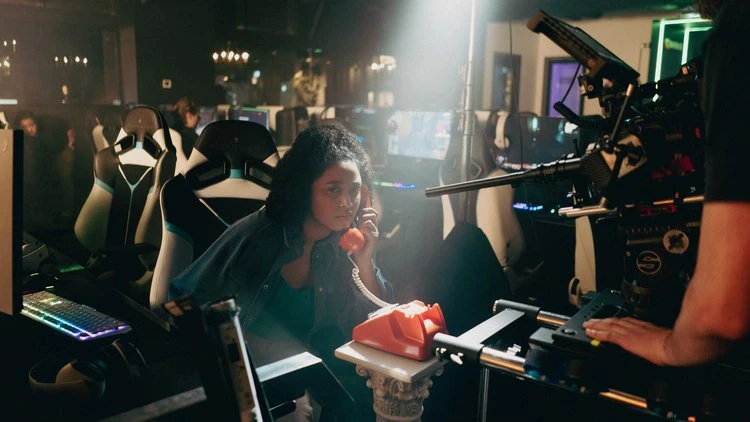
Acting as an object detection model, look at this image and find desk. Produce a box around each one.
[12,263,208,421]
[336,341,446,422]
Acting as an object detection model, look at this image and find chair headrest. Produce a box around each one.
[112,105,173,160]
[183,120,279,190]
[121,106,165,142]
[486,110,510,151]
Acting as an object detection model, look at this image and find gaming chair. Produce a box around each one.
[74,105,177,293]
[439,110,541,295]
[91,112,124,153]
[92,112,188,173]
[149,120,279,312]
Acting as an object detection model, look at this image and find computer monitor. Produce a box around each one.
[386,110,453,161]
[350,107,388,168]
[0,129,23,317]
[196,106,218,135]
[256,106,284,131]
[229,107,270,129]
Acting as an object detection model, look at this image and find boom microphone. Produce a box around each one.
[424,157,582,197]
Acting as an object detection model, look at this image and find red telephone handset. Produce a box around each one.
[339,185,370,253]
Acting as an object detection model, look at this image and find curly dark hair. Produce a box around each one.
[266,121,373,227]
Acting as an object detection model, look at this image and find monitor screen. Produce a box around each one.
[501,115,586,168]
[0,129,23,317]
[386,110,452,161]
[351,107,387,168]
[256,106,284,131]
[528,10,639,85]
[195,106,218,135]
[229,107,270,129]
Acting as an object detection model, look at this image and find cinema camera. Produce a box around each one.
[427,9,706,324]
[424,10,722,420]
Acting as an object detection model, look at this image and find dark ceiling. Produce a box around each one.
[485,0,697,21]
[285,0,699,56]
[0,0,700,57]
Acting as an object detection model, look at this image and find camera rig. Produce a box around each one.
[427,10,704,212]
[426,9,706,322]
[422,9,735,421]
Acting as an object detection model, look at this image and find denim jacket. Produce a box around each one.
[169,207,392,355]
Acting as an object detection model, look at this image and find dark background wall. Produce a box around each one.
[134,0,217,107]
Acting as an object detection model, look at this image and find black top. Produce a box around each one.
[701,0,750,202]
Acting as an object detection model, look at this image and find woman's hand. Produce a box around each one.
[352,206,379,263]
[349,205,383,299]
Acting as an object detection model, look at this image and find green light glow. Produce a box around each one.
[653,16,711,100]
[681,26,712,64]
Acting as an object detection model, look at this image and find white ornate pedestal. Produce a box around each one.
[335,341,446,422]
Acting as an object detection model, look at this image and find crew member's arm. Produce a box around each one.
[584,202,750,365]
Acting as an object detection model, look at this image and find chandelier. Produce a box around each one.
[370,55,397,72]
[54,55,89,68]
[212,44,250,65]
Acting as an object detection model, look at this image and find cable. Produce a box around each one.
[347,253,393,309]
[561,64,582,107]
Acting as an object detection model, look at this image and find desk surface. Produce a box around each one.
[335,341,445,384]
[10,253,206,421]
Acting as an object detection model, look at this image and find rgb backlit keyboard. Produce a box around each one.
[22,290,131,341]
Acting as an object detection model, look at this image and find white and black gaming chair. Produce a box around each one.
[474,111,527,268]
[91,112,123,153]
[149,120,279,311]
[440,110,540,295]
[75,105,177,287]
[92,112,188,174]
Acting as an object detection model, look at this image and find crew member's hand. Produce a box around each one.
[352,206,379,263]
[583,317,672,366]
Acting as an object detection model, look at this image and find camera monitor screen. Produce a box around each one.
[386,111,452,161]
[527,10,639,85]
[502,115,588,167]
[229,107,270,129]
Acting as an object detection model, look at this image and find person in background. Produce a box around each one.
[15,110,76,229]
[170,122,391,420]
[584,0,750,366]
[174,96,200,157]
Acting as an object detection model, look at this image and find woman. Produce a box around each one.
[170,122,391,417]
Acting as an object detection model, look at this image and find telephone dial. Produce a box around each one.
[340,186,447,361]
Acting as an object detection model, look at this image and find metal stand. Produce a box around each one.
[477,368,490,422]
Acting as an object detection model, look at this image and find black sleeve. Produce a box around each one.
[701,1,750,202]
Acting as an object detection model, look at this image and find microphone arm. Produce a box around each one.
[425,157,582,197]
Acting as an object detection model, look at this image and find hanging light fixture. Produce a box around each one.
[212,42,250,65]
[53,54,88,68]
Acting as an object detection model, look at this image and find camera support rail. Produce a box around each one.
[433,302,698,421]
